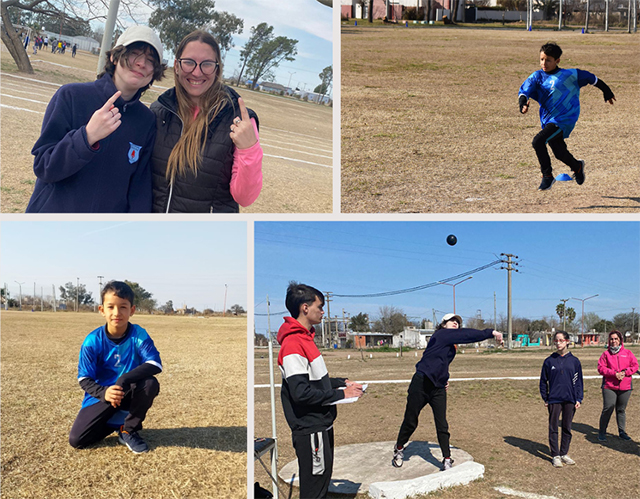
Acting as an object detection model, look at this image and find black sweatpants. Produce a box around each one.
[548,402,575,457]
[69,376,159,449]
[292,427,334,499]
[532,123,582,177]
[396,372,450,459]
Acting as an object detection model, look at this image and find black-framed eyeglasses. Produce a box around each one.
[177,58,219,75]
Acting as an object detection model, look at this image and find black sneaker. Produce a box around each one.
[619,431,632,441]
[392,445,404,468]
[538,176,556,191]
[573,160,586,185]
[118,426,149,453]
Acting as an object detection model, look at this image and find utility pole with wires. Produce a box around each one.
[76,277,80,312]
[97,276,104,305]
[325,291,333,347]
[500,254,519,349]
[572,294,598,346]
[631,307,636,341]
[15,281,24,311]
[265,294,279,499]
[52,284,57,312]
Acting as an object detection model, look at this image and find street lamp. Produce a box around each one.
[572,294,598,346]
[439,276,473,315]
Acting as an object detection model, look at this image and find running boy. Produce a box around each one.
[277,282,363,499]
[69,281,162,453]
[539,330,583,468]
[26,26,166,212]
[519,42,616,191]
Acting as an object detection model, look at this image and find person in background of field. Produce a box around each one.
[26,26,166,212]
[72,43,77,58]
[392,314,503,471]
[277,282,363,499]
[68,281,162,454]
[43,36,48,50]
[597,330,638,442]
[150,30,262,213]
[539,330,583,468]
[518,42,616,191]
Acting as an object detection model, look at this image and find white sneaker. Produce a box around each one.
[392,445,404,468]
[552,456,563,468]
[442,457,454,471]
[561,455,575,465]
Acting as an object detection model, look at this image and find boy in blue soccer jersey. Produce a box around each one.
[519,42,616,191]
[69,281,162,453]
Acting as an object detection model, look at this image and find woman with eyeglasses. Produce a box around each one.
[26,26,166,212]
[597,330,638,442]
[150,30,263,212]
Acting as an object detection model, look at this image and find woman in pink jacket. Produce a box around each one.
[597,330,638,441]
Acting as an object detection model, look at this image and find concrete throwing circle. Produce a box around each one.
[279,440,475,495]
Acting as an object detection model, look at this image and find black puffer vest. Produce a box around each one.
[150,86,258,213]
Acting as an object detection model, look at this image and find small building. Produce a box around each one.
[349,331,394,348]
[259,82,288,94]
[392,326,435,349]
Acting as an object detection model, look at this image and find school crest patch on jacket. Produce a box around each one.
[128,142,142,164]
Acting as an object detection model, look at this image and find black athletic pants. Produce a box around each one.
[532,124,582,177]
[396,372,450,459]
[69,376,159,449]
[292,427,334,499]
[548,402,575,457]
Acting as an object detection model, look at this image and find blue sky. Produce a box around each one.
[95,0,332,95]
[254,221,640,334]
[1,222,247,311]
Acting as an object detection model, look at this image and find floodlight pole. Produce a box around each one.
[572,294,598,346]
[96,0,121,75]
[97,276,104,305]
[631,307,636,341]
[438,276,472,315]
[76,277,80,312]
[14,281,24,311]
[266,295,279,499]
[560,298,570,332]
[223,284,228,317]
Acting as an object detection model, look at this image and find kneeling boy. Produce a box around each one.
[69,281,162,453]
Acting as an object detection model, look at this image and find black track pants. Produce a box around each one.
[532,124,582,177]
[292,427,335,499]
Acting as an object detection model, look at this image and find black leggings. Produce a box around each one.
[396,372,450,459]
[532,124,581,177]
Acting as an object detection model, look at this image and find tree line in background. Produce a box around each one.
[343,304,638,337]
[1,281,245,316]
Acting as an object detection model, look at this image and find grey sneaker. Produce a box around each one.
[552,456,563,468]
[572,160,585,185]
[538,176,556,191]
[561,455,575,465]
[392,445,404,468]
[442,457,454,471]
[118,426,149,454]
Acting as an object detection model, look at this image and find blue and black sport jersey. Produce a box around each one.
[77,323,162,409]
[519,68,597,138]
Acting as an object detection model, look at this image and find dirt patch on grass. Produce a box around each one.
[255,346,640,498]
[2,311,247,499]
[341,27,640,213]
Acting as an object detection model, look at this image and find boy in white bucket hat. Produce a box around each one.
[392,313,503,471]
[26,25,166,213]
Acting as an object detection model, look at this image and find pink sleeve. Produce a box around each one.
[597,352,616,377]
[229,117,263,207]
[626,351,639,376]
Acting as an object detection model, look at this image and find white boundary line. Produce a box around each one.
[255,374,638,389]
[263,154,331,168]
[261,143,332,160]
[1,93,49,105]
[1,72,62,87]
[0,104,44,114]
[494,486,560,499]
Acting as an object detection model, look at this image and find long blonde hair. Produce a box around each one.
[166,30,230,182]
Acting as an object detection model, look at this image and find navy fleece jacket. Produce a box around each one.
[415,327,495,388]
[26,73,154,213]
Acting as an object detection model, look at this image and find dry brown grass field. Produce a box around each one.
[1,311,247,499]
[341,27,640,213]
[255,346,640,499]
[0,44,332,213]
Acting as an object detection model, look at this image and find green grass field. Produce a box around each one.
[1,311,247,499]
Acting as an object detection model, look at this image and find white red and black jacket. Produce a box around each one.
[277,317,346,436]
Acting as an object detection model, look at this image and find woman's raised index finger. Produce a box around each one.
[238,97,250,121]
